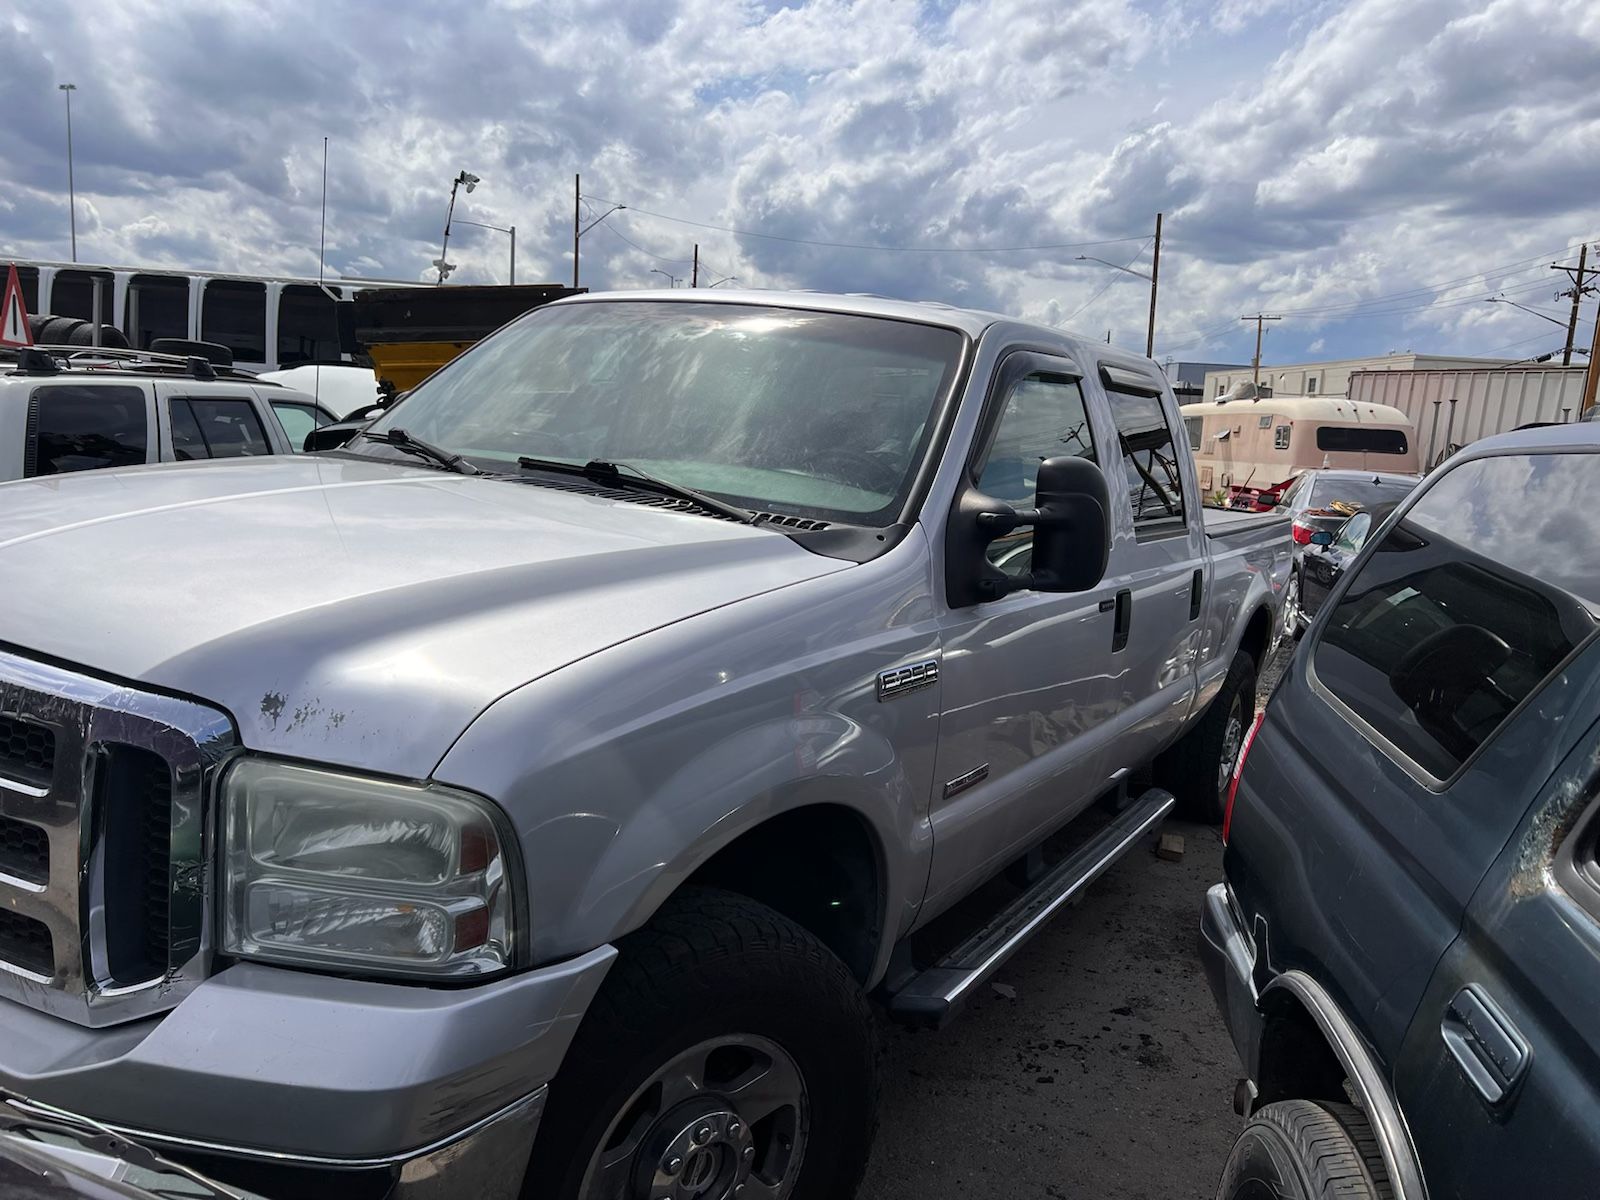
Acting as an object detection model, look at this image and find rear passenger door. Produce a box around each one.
[1389,453,1600,1197]
[1093,363,1206,779]
[156,384,286,461]
[17,383,156,477]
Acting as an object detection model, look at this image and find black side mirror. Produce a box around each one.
[304,416,376,452]
[947,456,1111,607]
[1309,530,1334,547]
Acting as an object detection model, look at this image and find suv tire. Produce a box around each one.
[1159,650,1256,823]
[524,887,879,1200]
[1216,1099,1394,1200]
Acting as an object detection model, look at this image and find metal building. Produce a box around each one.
[1349,366,1588,466]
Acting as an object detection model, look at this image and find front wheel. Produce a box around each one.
[1216,1100,1393,1200]
[524,888,878,1200]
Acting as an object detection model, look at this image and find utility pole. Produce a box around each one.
[1145,212,1162,359]
[1553,245,1593,366]
[59,84,77,263]
[572,173,581,289]
[1585,289,1600,418]
[692,244,699,287]
[1240,314,1281,387]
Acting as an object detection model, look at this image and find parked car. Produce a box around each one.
[1277,469,1419,638]
[1293,500,1399,630]
[1201,422,1600,1199]
[0,291,1287,1200]
[256,362,383,418]
[0,343,331,479]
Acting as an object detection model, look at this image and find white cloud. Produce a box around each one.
[0,0,1596,364]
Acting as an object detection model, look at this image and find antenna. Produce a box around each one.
[316,136,328,405]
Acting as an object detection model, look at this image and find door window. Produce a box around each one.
[277,285,340,365]
[976,372,1096,576]
[48,269,114,321]
[124,275,189,348]
[1107,389,1186,537]
[1313,452,1600,780]
[200,281,267,362]
[270,401,328,450]
[1274,424,1291,450]
[169,398,273,460]
[27,386,148,476]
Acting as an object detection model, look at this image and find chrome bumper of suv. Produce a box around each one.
[0,648,236,1028]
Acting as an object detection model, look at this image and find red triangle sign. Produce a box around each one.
[0,264,32,348]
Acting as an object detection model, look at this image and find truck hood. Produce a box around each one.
[0,457,847,776]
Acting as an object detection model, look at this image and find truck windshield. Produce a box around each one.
[368,301,966,524]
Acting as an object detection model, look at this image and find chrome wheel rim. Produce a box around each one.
[579,1034,809,1200]
[1218,697,1246,795]
[1280,575,1299,640]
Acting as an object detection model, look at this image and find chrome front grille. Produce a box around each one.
[0,649,234,1027]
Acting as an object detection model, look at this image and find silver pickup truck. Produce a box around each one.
[0,292,1287,1200]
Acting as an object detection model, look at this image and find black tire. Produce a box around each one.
[524,887,879,1200]
[1216,1099,1394,1200]
[1159,650,1256,823]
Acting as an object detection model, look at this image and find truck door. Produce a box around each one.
[1093,363,1206,779]
[923,351,1122,912]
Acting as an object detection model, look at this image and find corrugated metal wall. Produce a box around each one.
[1349,367,1588,466]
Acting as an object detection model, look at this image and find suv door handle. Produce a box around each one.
[1442,985,1530,1106]
[1111,589,1132,652]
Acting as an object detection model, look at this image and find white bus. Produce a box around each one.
[6,260,423,372]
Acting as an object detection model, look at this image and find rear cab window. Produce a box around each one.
[1100,365,1187,538]
[26,384,152,476]
[1311,451,1600,782]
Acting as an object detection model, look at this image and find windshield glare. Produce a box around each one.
[370,301,965,523]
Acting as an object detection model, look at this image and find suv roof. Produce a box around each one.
[1,343,286,386]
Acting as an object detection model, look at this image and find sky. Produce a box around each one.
[2,0,1598,368]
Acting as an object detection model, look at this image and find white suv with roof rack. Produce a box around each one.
[0,343,337,482]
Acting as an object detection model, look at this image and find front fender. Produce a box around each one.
[433,535,942,977]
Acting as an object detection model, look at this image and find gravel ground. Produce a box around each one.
[861,643,1297,1200]
[860,815,1241,1200]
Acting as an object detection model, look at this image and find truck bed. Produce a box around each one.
[1202,504,1289,544]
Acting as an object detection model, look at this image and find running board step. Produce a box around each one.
[887,788,1176,1028]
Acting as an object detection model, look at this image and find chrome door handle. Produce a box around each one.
[1442,985,1529,1106]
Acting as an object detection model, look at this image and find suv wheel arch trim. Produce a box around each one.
[1261,970,1429,1200]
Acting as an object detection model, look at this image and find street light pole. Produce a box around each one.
[650,269,679,288]
[436,170,480,284]
[453,218,516,285]
[572,177,626,290]
[59,83,77,263]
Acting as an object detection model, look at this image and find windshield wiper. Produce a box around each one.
[358,427,481,475]
[517,456,755,524]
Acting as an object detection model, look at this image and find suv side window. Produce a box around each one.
[169,398,273,460]
[1313,452,1600,780]
[27,385,149,476]
[269,401,328,451]
[976,372,1096,576]
[1107,389,1186,537]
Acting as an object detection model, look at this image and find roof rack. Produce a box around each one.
[1,343,268,383]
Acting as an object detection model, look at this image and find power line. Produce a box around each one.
[585,193,1151,255]
[599,220,696,266]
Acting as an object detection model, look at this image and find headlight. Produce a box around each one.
[221,759,519,979]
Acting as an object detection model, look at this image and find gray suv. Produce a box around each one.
[1203,423,1600,1199]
